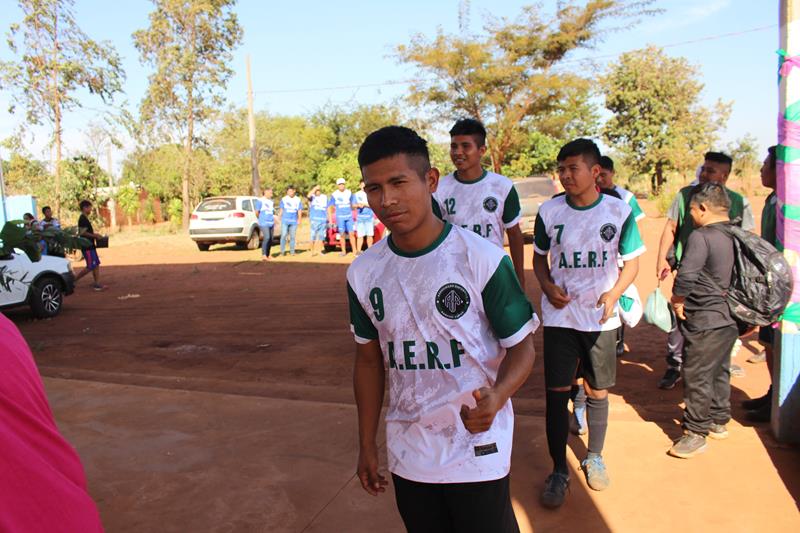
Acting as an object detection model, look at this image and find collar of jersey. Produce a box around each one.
[565,193,603,211]
[388,222,452,258]
[454,169,488,184]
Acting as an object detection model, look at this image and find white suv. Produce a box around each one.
[0,251,75,318]
[189,196,269,251]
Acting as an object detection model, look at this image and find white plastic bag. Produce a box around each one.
[644,285,672,333]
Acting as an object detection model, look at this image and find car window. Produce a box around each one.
[514,179,556,198]
[197,198,236,212]
[242,199,253,211]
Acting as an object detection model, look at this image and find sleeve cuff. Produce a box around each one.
[533,244,549,255]
[620,245,646,262]
[504,215,521,228]
[350,325,377,345]
[498,315,540,348]
[635,213,646,222]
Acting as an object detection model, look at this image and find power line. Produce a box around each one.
[252,23,776,95]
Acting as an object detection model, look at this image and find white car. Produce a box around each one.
[189,196,272,251]
[0,250,75,318]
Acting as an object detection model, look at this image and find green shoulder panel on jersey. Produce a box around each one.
[482,256,534,341]
[348,281,378,341]
[502,186,521,224]
[533,213,550,252]
[431,196,443,220]
[619,211,645,259]
[629,195,645,221]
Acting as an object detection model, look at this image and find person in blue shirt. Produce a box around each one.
[328,178,356,256]
[255,188,275,261]
[353,179,375,255]
[307,185,329,257]
[279,185,303,256]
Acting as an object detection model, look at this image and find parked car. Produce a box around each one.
[189,196,279,251]
[0,250,75,318]
[514,176,560,242]
[324,211,386,253]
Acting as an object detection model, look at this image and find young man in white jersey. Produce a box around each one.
[279,185,303,256]
[307,185,328,256]
[533,139,645,508]
[329,178,356,256]
[433,119,526,289]
[353,179,375,255]
[350,126,538,532]
[597,156,645,223]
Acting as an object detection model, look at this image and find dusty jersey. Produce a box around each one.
[613,185,645,222]
[347,223,539,483]
[433,170,521,250]
[534,194,645,332]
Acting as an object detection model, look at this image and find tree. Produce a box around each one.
[602,46,730,193]
[397,1,654,172]
[0,0,125,216]
[133,0,243,228]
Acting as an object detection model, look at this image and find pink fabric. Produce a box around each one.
[780,54,800,78]
[776,160,800,205]
[776,214,800,303]
[778,115,800,148]
[0,314,103,532]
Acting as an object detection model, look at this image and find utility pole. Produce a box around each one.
[246,54,261,196]
[0,148,7,224]
[775,0,800,443]
[107,142,117,231]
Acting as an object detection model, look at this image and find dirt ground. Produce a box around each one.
[6,199,800,532]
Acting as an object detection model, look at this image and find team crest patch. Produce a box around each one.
[483,196,499,213]
[436,283,471,319]
[600,223,617,242]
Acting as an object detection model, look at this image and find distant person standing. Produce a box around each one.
[329,178,356,256]
[307,185,329,257]
[354,180,375,255]
[40,206,61,230]
[255,188,275,261]
[75,200,106,291]
[279,185,303,256]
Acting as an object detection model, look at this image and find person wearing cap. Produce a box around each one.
[307,185,329,256]
[328,178,356,256]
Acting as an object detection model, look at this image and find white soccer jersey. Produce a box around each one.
[613,185,645,222]
[347,223,539,484]
[534,194,645,332]
[433,170,521,250]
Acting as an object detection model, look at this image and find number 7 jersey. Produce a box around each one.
[347,223,539,483]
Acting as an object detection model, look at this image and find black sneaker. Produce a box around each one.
[741,390,771,410]
[746,402,771,423]
[668,432,708,459]
[540,472,570,509]
[658,368,682,390]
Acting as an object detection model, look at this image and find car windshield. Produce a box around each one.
[514,179,555,198]
[197,198,236,212]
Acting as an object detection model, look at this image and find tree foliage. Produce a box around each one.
[602,45,731,193]
[397,1,655,172]
[133,0,243,227]
[0,0,125,215]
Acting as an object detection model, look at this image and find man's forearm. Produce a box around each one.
[354,346,385,448]
[507,227,525,289]
[533,253,552,289]
[612,256,639,297]
[657,221,676,264]
[493,334,535,402]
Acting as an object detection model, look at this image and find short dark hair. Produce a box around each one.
[449,118,487,147]
[705,151,733,167]
[287,184,296,190]
[79,200,92,210]
[42,206,51,214]
[23,212,34,220]
[557,138,601,167]
[358,126,431,178]
[690,182,730,212]
[599,156,614,171]
[768,145,777,171]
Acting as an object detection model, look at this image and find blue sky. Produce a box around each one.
[0,0,779,172]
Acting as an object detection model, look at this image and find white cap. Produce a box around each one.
[336,178,346,185]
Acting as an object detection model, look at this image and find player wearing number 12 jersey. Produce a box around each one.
[432,119,526,289]
[533,139,645,509]
[349,126,538,533]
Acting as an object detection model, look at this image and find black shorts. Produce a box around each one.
[543,327,617,390]
[392,473,519,533]
[758,325,775,346]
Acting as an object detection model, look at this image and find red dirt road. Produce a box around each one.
[7,200,800,532]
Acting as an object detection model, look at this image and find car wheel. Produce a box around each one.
[245,229,260,250]
[30,277,64,318]
[197,242,211,251]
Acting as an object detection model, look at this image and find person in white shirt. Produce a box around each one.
[329,178,356,256]
[353,180,375,255]
[279,185,303,256]
[350,126,537,532]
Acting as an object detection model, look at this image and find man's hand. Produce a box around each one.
[671,295,686,321]
[596,290,621,325]
[356,444,387,496]
[543,282,571,309]
[460,388,505,434]
[657,259,671,281]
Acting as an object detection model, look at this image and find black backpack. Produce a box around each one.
[711,223,793,327]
